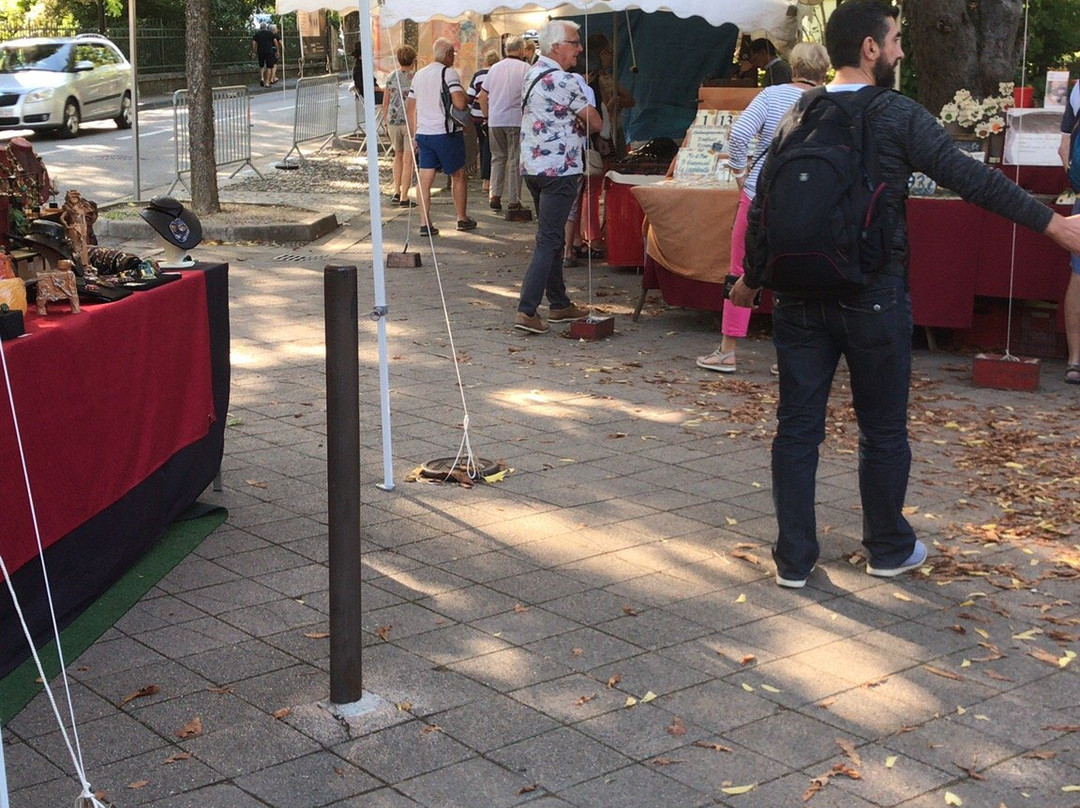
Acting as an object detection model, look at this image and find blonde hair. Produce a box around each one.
[790,42,830,85]
[395,44,416,67]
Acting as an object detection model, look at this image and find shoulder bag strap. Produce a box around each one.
[521,68,559,112]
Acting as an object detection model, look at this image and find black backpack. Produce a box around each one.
[753,86,892,295]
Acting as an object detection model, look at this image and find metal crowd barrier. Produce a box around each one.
[351,90,389,155]
[170,85,263,194]
[280,74,339,164]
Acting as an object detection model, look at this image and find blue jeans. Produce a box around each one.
[518,174,582,315]
[770,274,917,579]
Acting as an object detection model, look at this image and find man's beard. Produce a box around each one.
[873,53,897,88]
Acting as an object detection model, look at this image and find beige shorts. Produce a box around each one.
[387,123,410,154]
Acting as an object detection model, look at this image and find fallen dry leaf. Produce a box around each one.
[924,665,963,681]
[162,752,192,764]
[606,674,622,689]
[692,740,733,753]
[272,708,291,720]
[514,603,529,613]
[621,605,639,616]
[127,780,150,790]
[651,756,682,766]
[304,631,330,639]
[1028,647,1063,666]
[574,694,597,706]
[118,684,160,707]
[571,647,584,656]
[1021,749,1057,760]
[206,686,231,694]
[245,479,268,489]
[740,654,757,666]
[836,738,861,766]
[419,724,442,735]
[375,625,392,642]
[516,784,538,795]
[667,716,687,736]
[396,701,413,712]
[731,550,761,566]
[175,717,202,739]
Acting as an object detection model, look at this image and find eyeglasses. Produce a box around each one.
[560,40,582,47]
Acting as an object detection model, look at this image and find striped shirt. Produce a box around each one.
[728,83,807,200]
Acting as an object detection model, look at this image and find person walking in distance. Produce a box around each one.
[252,23,275,88]
[729,0,1080,588]
[513,20,602,334]
[477,36,531,214]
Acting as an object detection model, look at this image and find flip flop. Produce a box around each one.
[1066,364,1080,385]
[697,348,736,373]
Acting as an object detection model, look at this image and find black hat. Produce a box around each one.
[139,196,202,249]
[23,219,76,269]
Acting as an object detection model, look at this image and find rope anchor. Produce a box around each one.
[369,305,388,321]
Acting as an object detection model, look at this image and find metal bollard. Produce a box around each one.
[324,265,362,705]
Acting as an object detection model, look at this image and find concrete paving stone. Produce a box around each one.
[725,711,875,769]
[879,714,1029,774]
[396,755,543,808]
[572,702,713,762]
[391,533,504,566]
[64,634,168,680]
[1,736,68,788]
[828,750,972,807]
[217,596,328,636]
[651,738,790,798]
[212,543,315,578]
[487,725,634,792]
[437,549,543,585]
[948,690,1074,749]
[255,562,329,599]
[24,710,171,773]
[361,601,456,643]
[232,750,382,808]
[585,651,718,704]
[603,570,722,608]
[359,563,474,603]
[854,620,975,665]
[805,680,944,739]
[225,662,329,713]
[193,527,273,560]
[508,673,630,725]
[497,533,613,569]
[661,635,774,681]
[394,623,514,666]
[77,656,215,714]
[341,718,473,783]
[553,553,654,587]
[1014,671,1080,720]
[175,578,290,616]
[559,762,714,808]
[8,775,88,808]
[711,769,879,808]
[524,627,644,675]
[526,482,630,509]
[416,584,523,624]
[430,693,561,753]
[485,569,593,606]
[539,588,647,625]
[935,644,1062,694]
[172,638,301,686]
[180,713,324,778]
[781,638,925,689]
[444,639,583,691]
[893,663,1004,712]
[79,743,222,807]
[592,606,714,651]
[358,643,498,717]
[155,556,240,594]
[141,782,278,807]
[361,549,430,581]
[851,577,960,616]
[110,594,202,633]
[657,679,780,735]
[891,780,1080,808]
[976,752,1080,804]
[222,500,310,530]
[611,511,715,544]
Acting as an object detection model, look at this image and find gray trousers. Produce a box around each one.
[488,126,522,204]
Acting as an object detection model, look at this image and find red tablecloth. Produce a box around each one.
[0,271,215,575]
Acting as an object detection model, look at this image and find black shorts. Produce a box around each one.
[258,51,276,69]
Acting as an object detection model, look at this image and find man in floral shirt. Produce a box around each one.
[514,20,602,334]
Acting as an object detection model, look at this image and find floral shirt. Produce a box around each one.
[519,55,591,177]
[384,68,413,125]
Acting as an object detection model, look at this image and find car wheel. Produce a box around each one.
[60,99,80,138]
[114,92,132,129]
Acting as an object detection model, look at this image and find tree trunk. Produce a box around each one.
[907,0,1024,116]
[185,0,221,216]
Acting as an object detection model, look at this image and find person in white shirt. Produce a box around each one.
[477,36,531,212]
[406,38,476,236]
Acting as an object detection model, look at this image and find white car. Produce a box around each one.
[0,34,133,137]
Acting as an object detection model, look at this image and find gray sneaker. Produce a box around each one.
[514,312,549,334]
[866,540,928,577]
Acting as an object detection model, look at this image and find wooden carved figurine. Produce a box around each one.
[60,189,96,273]
[36,261,80,315]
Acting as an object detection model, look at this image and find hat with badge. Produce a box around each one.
[139,196,203,249]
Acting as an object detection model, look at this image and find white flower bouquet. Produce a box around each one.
[939,82,1014,139]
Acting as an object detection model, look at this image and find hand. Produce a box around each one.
[728,276,760,308]
[1045,211,1080,256]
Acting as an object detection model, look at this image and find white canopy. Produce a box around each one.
[275,0,797,37]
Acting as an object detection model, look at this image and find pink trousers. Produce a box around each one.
[723,190,753,339]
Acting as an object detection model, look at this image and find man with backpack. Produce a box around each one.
[406,38,477,237]
[730,0,1080,589]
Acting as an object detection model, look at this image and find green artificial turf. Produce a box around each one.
[0,506,227,724]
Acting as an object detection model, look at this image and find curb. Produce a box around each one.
[97,203,339,244]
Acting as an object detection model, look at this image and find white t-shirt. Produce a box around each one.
[409,61,463,135]
[480,55,531,128]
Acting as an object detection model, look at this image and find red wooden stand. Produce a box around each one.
[971,353,1040,391]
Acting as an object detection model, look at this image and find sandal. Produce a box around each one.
[574,244,605,259]
[1066,364,1080,385]
[697,348,736,373]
